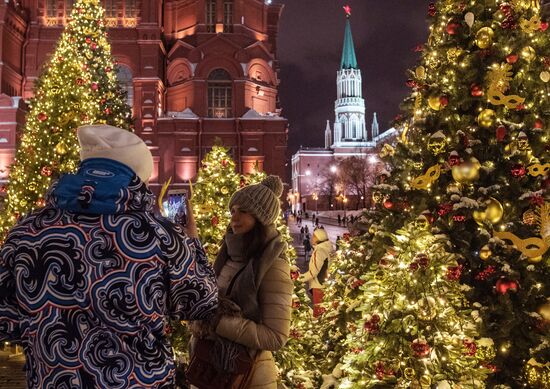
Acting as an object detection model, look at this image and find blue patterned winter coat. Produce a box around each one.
[0,158,218,388]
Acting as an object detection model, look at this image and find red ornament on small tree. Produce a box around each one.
[470,84,483,97]
[506,53,519,64]
[446,21,460,35]
[211,215,219,226]
[496,125,507,142]
[411,339,431,358]
[495,278,519,294]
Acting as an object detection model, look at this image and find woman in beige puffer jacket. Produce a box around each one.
[190,176,293,389]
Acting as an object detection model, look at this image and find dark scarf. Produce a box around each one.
[214,224,285,322]
[207,224,286,373]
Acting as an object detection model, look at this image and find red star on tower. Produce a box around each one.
[343,5,351,17]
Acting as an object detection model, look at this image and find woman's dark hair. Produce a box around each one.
[242,222,268,261]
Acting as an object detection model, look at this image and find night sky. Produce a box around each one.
[275,0,431,156]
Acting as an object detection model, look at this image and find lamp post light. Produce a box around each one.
[343,196,348,222]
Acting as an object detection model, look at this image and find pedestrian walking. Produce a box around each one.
[304,225,309,236]
[0,124,219,388]
[187,175,293,389]
[303,234,312,262]
[300,228,333,318]
[337,214,341,225]
[300,226,305,241]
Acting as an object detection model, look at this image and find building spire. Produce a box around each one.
[325,119,332,148]
[371,112,379,139]
[340,7,358,70]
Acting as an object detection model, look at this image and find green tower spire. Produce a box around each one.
[340,15,358,70]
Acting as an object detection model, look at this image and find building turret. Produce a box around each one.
[332,10,367,147]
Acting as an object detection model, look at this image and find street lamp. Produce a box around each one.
[343,196,348,222]
[312,192,319,213]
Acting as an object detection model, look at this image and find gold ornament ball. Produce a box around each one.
[403,368,416,380]
[475,27,494,49]
[528,256,543,264]
[479,245,492,260]
[372,191,384,204]
[220,186,229,195]
[541,71,550,83]
[55,140,69,155]
[485,197,504,224]
[521,46,536,63]
[477,109,496,128]
[415,66,426,80]
[428,95,442,111]
[20,199,27,208]
[415,215,430,230]
[28,183,37,192]
[538,300,550,321]
[427,132,447,154]
[452,158,480,184]
[420,374,432,388]
[523,209,537,225]
[368,225,377,234]
[517,133,529,151]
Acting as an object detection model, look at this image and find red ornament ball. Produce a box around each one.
[534,119,544,129]
[290,271,300,281]
[40,166,53,177]
[496,125,507,142]
[511,164,526,178]
[37,112,48,122]
[427,2,436,17]
[105,66,112,72]
[506,53,519,64]
[211,215,219,226]
[221,159,229,168]
[439,96,449,107]
[448,153,461,166]
[90,43,97,50]
[446,21,460,35]
[36,198,46,208]
[541,22,549,32]
[470,84,484,97]
[91,82,99,91]
[495,278,519,294]
[438,203,453,217]
[104,108,111,114]
[411,339,431,358]
[383,199,394,209]
[85,37,91,44]
[76,78,85,86]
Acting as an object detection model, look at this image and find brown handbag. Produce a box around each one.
[185,338,256,389]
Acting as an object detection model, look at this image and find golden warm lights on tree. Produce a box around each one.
[0,0,132,239]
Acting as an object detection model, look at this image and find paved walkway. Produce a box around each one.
[0,353,25,389]
[286,215,348,272]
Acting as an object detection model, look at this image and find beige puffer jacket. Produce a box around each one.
[215,257,293,388]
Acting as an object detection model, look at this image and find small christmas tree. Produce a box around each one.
[0,0,132,238]
[191,144,241,260]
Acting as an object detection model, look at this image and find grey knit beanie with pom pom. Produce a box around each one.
[229,175,283,226]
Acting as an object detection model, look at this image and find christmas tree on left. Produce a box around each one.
[0,0,132,238]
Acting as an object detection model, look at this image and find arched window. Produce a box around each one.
[206,0,216,32]
[117,65,134,109]
[223,0,233,33]
[208,69,232,118]
[46,0,57,17]
[105,0,116,18]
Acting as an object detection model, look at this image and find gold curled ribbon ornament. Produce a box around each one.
[411,164,441,190]
[520,15,541,34]
[487,87,525,109]
[158,177,172,217]
[379,143,395,158]
[493,231,549,259]
[527,163,550,177]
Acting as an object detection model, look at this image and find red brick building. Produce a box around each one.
[0,0,288,193]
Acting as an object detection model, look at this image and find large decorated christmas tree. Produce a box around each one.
[315,0,550,387]
[0,0,132,238]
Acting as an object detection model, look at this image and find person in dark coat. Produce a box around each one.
[0,124,219,388]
